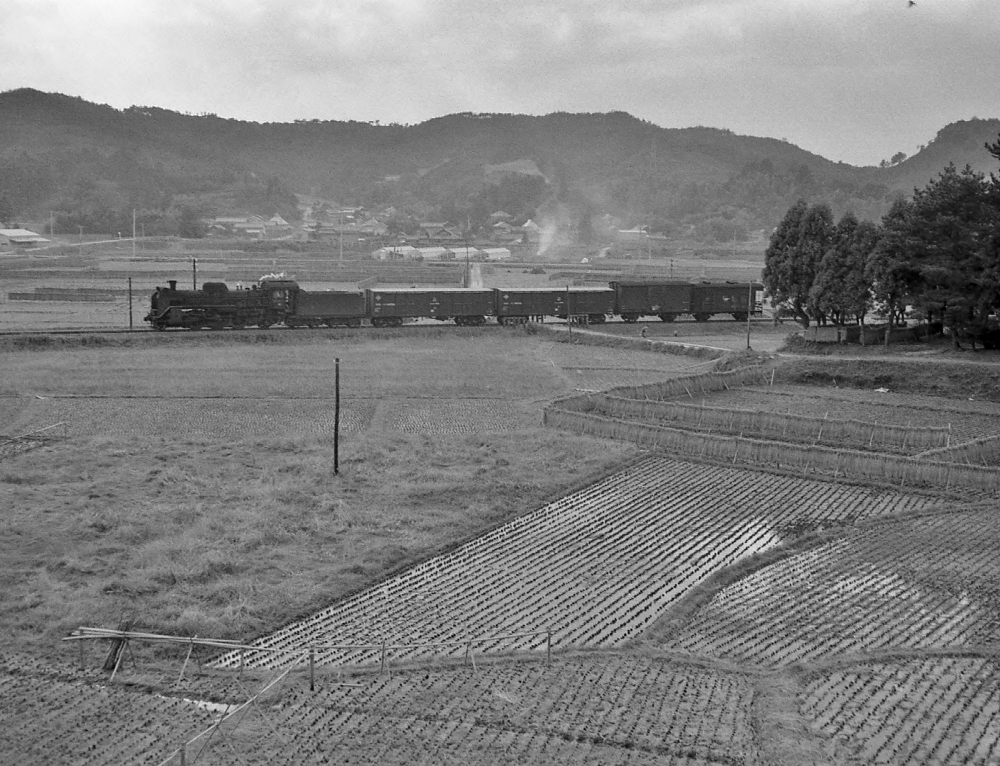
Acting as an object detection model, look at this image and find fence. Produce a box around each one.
[917,433,1000,465]
[544,407,1000,493]
[66,624,555,766]
[64,626,555,680]
[591,365,771,403]
[585,396,950,452]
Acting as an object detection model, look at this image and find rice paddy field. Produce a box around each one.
[3,323,1000,765]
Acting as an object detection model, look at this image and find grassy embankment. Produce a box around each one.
[0,327,661,662]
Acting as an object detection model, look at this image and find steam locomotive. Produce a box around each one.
[144,277,762,330]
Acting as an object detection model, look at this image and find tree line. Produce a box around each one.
[763,135,1000,346]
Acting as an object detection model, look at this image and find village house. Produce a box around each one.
[418,222,462,243]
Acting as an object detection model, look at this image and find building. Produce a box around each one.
[480,247,513,261]
[418,222,462,242]
[416,246,451,261]
[0,228,49,251]
[447,246,479,261]
[521,219,541,244]
[372,245,418,260]
[616,228,649,243]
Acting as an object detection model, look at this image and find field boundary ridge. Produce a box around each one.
[544,407,1000,493]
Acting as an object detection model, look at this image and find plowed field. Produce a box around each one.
[1,654,757,766]
[663,506,1000,666]
[218,456,943,670]
[802,656,1000,765]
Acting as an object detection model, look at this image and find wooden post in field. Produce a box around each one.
[309,648,315,691]
[79,640,85,671]
[379,640,387,675]
[128,277,133,330]
[192,258,197,290]
[546,631,552,665]
[334,358,340,475]
[566,284,571,338]
[746,283,753,350]
[180,746,186,766]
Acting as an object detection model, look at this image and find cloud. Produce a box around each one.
[0,0,998,164]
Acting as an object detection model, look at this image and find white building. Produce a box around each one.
[416,246,450,261]
[372,245,417,260]
[0,228,49,252]
[447,246,480,261]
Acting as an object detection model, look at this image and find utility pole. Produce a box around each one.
[746,283,753,350]
[566,284,572,338]
[334,358,340,475]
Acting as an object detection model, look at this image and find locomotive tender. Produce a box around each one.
[144,277,762,330]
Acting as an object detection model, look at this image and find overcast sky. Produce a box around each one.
[2,0,997,167]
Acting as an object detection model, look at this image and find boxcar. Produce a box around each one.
[611,281,692,322]
[689,282,762,322]
[566,287,615,322]
[494,287,613,324]
[289,290,367,328]
[366,288,495,327]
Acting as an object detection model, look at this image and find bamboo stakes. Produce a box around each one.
[544,406,1000,493]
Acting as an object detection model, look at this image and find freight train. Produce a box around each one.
[144,277,762,330]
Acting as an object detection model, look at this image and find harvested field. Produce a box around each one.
[375,398,531,433]
[6,395,377,438]
[661,506,1000,666]
[0,654,757,766]
[218,456,944,670]
[0,668,218,765]
[6,324,1000,765]
[801,656,1000,765]
[695,384,1000,446]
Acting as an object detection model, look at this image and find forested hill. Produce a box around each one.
[1,87,998,243]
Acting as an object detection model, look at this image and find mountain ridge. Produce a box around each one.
[1,88,997,244]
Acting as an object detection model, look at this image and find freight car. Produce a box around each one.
[689,281,761,323]
[611,281,762,323]
[368,288,495,327]
[494,287,615,325]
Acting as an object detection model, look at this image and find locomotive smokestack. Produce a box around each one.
[168,280,177,291]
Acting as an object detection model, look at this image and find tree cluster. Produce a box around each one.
[764,136,1000,346]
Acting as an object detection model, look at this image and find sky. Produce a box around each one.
[1,0,997,167]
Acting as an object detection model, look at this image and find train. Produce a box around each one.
[144,277,763,331]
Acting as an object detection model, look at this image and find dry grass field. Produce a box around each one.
[4,320,1000,765]
[4,328,704,659]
